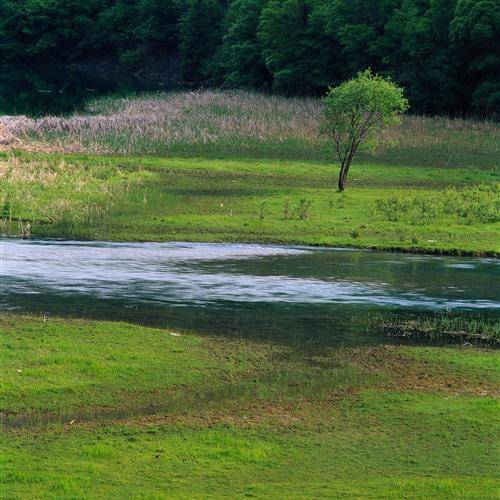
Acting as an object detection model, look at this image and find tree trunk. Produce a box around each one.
[338,162,350,191]
[338,162,345,191]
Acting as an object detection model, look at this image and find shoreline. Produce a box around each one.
[2,234,499,259]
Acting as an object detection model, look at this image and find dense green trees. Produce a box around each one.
[0,0,498,114]
[178,0,225,83]
[258,0,318,94]
[451,0,500,113]
[215,0,271,88]
[382,0,462,114]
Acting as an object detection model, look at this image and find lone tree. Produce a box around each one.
[323,70,408,191]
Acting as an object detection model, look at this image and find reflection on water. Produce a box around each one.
[1,239,499,345]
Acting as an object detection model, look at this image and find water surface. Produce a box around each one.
[1,239,498,345]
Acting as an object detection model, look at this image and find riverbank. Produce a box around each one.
[1,153,499,256]
[1,91,499,255]
[1,315,498,497]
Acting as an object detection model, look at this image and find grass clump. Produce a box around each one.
[378,314,500,346]
[0,156,151,238]
[375,184,500,225]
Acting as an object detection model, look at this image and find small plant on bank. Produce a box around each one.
[2,199,11,219]
[337,193,346,209]
[18,220,31,238]
[378,314,500,346]
[323,70,408,191]
[259,201,268,220]
[283,199,291,219]
[396,229,407,242]
[296,199,312,220]
[374,184,500,225]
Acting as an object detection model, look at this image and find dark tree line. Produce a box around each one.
[0,0,498,114]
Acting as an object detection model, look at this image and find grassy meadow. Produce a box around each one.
[1,90,499,498]
[1,153,498,254]
[1,315,499,498]
[1,91,499,255]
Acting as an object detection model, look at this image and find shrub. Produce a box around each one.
[375,184,500,224]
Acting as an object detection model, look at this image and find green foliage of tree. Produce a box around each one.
[215,0,271,88]
[178,0,225,83]
[322,0,399,78]
[382,0,462,113]
[258,0,322,94]
[323,70,409,191]
[255,0,342,95]
[451,0,500,113]
[0,0,104,61]
[96,0,142,64]
[135,0,179,52]
[0,0,497,115]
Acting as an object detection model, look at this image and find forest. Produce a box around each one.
[0,0,498,115]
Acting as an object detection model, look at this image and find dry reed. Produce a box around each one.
[1,90,498,165]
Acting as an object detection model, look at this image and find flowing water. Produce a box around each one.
[1,239,499,345]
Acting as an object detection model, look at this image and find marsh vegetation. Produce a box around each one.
[377,315,500,346]
[2,90,499,167]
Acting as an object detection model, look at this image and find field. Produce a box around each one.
[0,91,499,255]
[1,90,499,498]
[1,315,499,498]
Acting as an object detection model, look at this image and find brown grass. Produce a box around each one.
[2,90,498,163]
[10,344,493,433]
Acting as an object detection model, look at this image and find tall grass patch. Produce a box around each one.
[4,90,499,167]
[0,156,151,238]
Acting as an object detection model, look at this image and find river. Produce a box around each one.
[1,239,499,345]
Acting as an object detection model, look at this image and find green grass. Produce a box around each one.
[0,316,373,425]
[2,90,499,498]
[1,153,499,255]
[399,345,500,380]
[1,316,499,498]
[1,90,499,254]
[377,314,500,346]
